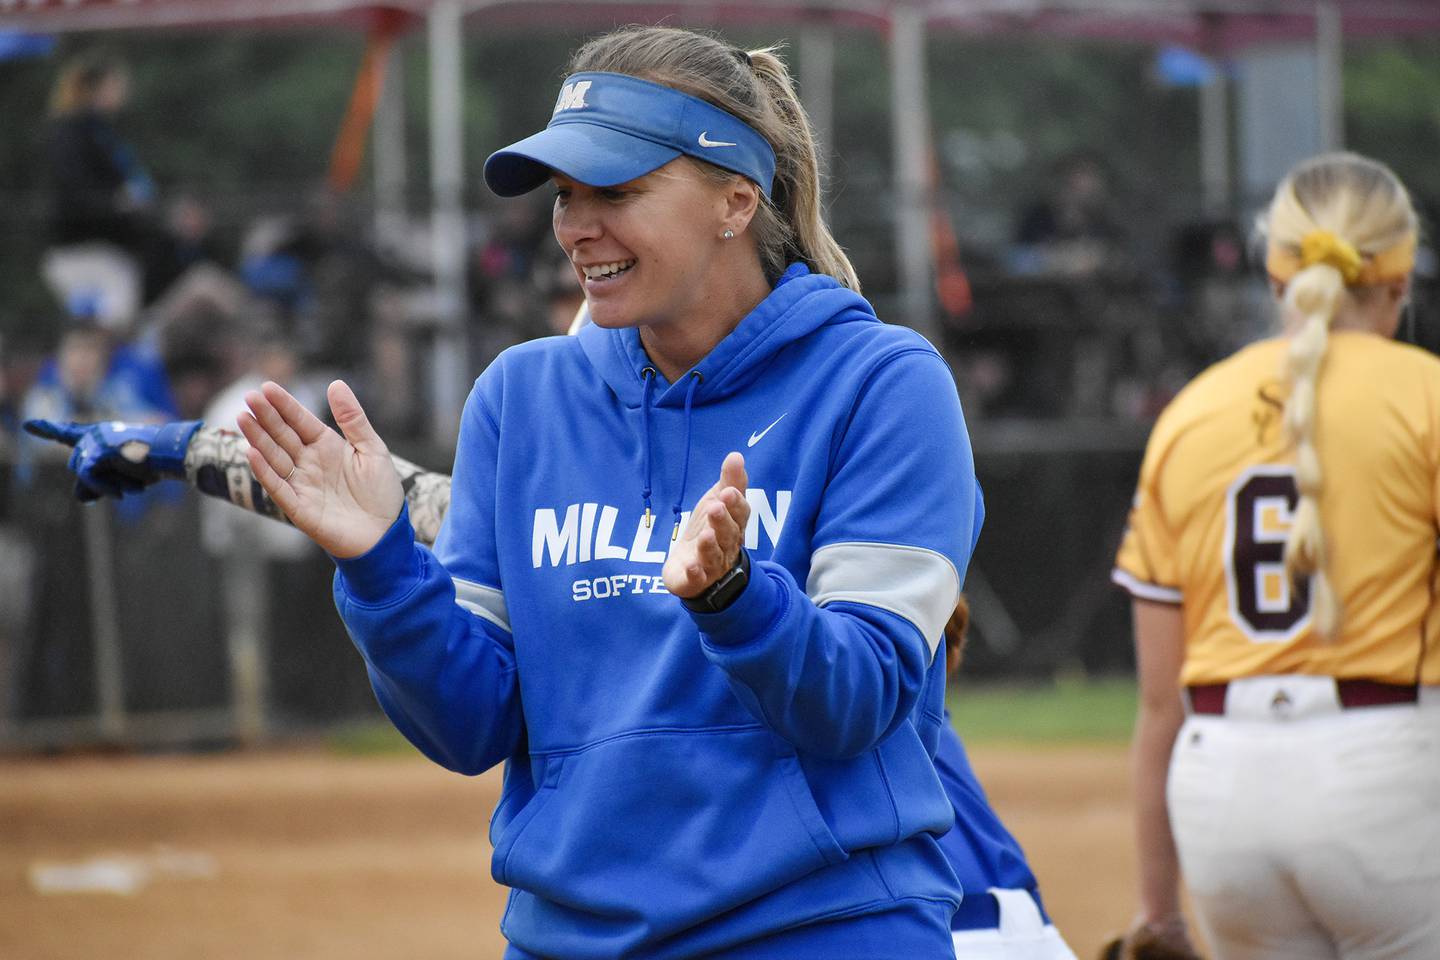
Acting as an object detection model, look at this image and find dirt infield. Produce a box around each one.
[1,744,1136,959]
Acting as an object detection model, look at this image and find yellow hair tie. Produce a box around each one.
[1267,232,1415,287]
[1299,229,1363,283]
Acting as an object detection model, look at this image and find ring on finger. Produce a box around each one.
[284,464,297,482]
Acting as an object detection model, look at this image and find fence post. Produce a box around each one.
[82,505,126,742]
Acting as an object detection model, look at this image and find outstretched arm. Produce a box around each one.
[24,417,453,547]
[185,423,450,546]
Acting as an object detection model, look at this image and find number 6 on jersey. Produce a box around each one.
[1225,466,1311,641]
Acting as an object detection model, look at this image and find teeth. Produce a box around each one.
[582,259,636,280]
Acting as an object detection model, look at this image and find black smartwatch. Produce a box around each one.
[681,549,751,614]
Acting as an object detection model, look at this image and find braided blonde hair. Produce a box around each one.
[568,26,859,290]
[1261,152,1417,638]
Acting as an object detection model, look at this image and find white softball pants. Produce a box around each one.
[949,888,1079,960]
[1168,678,1440,960]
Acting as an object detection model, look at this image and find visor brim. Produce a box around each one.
[484,123,683,197]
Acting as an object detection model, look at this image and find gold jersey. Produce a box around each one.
[1114,332,1440,686]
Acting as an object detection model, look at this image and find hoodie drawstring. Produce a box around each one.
[640,367,657,529]
[637,367,704,539]
[672,371,703,541]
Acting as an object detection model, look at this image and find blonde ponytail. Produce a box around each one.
[569,27,860,290]
[1261,152,1419,640]
[1279,262,1343,637]
[744,47,859,291]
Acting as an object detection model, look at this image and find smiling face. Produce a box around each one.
[551,160,733,331]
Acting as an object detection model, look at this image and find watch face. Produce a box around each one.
[684,552,749,613]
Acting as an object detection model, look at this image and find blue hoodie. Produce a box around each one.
[334,264,984,958]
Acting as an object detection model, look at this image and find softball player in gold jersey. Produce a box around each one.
[1113,152,1440,959]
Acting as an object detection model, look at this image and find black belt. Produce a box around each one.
[1187,679,1417,715]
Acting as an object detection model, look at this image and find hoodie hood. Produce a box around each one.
[577,263,877,408]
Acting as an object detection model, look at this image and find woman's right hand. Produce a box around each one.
[238,380,404,559]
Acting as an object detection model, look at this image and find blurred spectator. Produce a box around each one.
[138,191,229,303]
[16,307,178,489]
[19,323,172,434]
[1010,152,1127,279]
[471,197,550,300]
[41,52,154,329]
[145,276,254,421]
[1172,218,1271,361]
[239,214,316,325]
[45,52,155,243]
[161,329,233,423]
[145,260,253,336]
[12,314,179,720]
[240,189,418,372]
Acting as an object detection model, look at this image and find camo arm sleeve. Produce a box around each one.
[183,424,452,547]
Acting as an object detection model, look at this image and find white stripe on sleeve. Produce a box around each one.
[1110,568,1183,604]
[805,541,960,661]
[453,576,511,633]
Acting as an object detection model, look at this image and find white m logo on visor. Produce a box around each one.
[553,80,593,114]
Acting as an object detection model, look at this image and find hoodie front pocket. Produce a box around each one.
[491,754,563,882]
[494,727,847,941]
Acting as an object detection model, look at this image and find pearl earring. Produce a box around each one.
[722,229,735,240]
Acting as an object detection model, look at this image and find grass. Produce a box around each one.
[946,676,1137,745]
[329,678,1139,756]
[327,719,416,757]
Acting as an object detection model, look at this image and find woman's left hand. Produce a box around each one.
[237,380,404,559]
[664,452,751,599]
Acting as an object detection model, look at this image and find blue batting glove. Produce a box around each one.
[23,419,202,503]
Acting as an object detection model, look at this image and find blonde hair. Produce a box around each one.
[1261,152,1418,638]
[49,52,125,118]
[568,26,859,290]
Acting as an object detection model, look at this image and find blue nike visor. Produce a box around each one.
[484,72,776,198]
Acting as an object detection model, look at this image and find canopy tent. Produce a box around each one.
[926,1,1440,48]
[9,0,1440,37]
[0,0,422,32]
